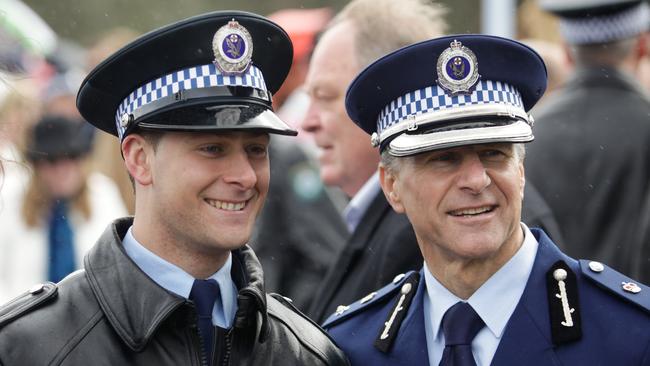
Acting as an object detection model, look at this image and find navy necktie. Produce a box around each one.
[439,302,485,366]
[47,199,76,282]
[190,279,221,365]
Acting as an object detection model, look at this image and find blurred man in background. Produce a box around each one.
[251,8,349,310]
[302,0,448,323]
[527,0,650,278]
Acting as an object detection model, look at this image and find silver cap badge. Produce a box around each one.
[213,19,253,75]
[436,40,480,95]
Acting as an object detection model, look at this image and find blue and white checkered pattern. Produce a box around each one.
[559,3,650,45]
[115,63,268,136]
[377,80,524,135]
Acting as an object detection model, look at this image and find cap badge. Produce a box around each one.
[213,19,253,75]
[436,40,480,95]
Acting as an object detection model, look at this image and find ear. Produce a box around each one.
[122,134,154,186]
[379,163,405,213]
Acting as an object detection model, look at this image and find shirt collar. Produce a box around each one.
[122,226,238,327]
[424,223,538,340]
[342,172,381,232]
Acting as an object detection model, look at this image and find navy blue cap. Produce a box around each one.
[540,0,650,44]
[345,34,547,156]
[77,11,297,140]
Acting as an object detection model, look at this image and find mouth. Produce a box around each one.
[448,205,496,217]
[205,198,249,212]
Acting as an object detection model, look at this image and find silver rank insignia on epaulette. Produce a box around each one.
[546,260,582,344]
[213,19,253,75]
[374,272,420,353]
[436,39,480,95]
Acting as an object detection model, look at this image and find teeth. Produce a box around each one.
[207,199,246,211]
[451,206,492,216]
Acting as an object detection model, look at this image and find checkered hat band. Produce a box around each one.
[377,80,524,134]
[559,3,650,44]
[115,63,268,125]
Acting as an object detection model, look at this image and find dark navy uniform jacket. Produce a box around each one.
[323,229,650,365]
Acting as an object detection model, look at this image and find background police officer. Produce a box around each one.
[527,0,650,280]
[323,34,650,365]
[0,11,348,366]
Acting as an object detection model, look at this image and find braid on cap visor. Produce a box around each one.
[375,79,534,156]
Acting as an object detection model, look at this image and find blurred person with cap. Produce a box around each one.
[303,0,564,325]
[0,115,127,302]
[322,34,650,365]
[0,11,348,365]
[525,0,650,279]
[250,7,350,310]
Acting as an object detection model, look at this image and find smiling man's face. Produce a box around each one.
[145,131,270,255]
[380,143,525,264]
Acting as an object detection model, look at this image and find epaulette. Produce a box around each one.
[322,271,417,329]
[0,282,58,328]
[579,260,650,314]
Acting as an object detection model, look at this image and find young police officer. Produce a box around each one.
[322,34,650,365]
[0,11,348,366]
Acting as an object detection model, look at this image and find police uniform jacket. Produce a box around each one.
[323,228,650,365]
[308,185,563,324]
[526,67,650,276]
[0,217,349,366]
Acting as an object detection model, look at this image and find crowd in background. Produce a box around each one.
[0,0,649,306]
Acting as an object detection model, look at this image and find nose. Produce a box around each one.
[457,153,491,194]
[223,150,259,190]
[301,99,321,133]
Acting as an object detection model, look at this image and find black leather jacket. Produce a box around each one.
[0,218,349,366]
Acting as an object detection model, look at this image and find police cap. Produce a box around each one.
[77,11,296,140]
[345,34,547,157]
[539,0,650,44]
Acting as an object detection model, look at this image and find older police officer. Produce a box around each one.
[322,35,650,365]
[0,11,348,366]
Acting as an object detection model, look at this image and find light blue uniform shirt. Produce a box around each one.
[122,227,238,328]
[342,172,380,232]
[423,223,538,366]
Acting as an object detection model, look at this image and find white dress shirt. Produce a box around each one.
[123,227,238,328]
[423,223,538,366]
[342,172,381,232]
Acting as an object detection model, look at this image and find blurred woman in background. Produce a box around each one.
[0,115,127,302]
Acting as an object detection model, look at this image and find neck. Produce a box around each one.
[422,227,524,300]
[131,215,230,279]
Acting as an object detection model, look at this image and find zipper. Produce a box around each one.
[221,328,233,366]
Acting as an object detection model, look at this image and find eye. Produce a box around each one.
[199,144,225,155]
[246,144,268,158]
[479,148,507,161]
[429,151,457,163]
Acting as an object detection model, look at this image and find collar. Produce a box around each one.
[342,172,381,232]
[84,217,270,351]
[424,222,538,341]
[122,227,238,328]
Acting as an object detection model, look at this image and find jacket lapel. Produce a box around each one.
[387,271,430,365]
[312,192,391,320]
[491,230,568,366]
